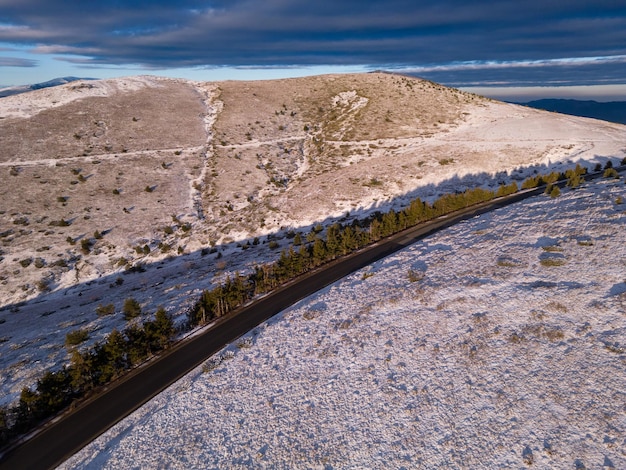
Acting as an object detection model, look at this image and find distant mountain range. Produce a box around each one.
[0,76,92,98]
[518,99,626,125]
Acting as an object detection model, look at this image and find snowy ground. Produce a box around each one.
[60,175,626,469]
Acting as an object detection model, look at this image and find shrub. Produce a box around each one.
[36,279,50,292]
[49,219,70,227]
[545,184,560,198]
[96,303,115,317]
[540,257,567,267]
[521,175,543,189]
[93,230,103,240]
[566,174,583,188]
[363,177,383,187]
[80,239,92,254]
[123,298,142,320]
[268,240,279,250]
[495,182,518,197]
[407,269,425,282]
[65,328,89,347]
[603,168,619,179]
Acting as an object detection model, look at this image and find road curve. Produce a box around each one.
[0,167,621,470]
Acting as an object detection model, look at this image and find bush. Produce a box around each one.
[49,219,70,227]
[65,328,89,347]
[96,303,115,317]
[521,175,543,189]
[407,269,425,282]
[123,298,142,320]
[495,182,518,197]
[603,168,619,179]
[80,238,92,254]
[545,184,560,198]
[540,257,567,267]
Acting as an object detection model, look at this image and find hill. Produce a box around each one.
[521,99,626,125]
[0,77,90,98]
[0,73,625,407]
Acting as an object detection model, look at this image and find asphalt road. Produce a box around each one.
[0,167,620,470]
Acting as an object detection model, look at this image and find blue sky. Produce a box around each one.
[1,1,626,100]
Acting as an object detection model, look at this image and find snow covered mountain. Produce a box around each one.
[0,76,91,98]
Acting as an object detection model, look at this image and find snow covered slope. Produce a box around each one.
[61,175,626,469]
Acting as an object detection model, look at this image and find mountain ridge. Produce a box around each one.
[0,76,94,98]
[518,98,626,125]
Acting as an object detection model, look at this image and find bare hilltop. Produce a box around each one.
[0,72,624,404]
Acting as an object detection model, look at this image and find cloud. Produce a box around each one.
[0,56,37,67]
[393,55,626,74]
[0,1,625,86]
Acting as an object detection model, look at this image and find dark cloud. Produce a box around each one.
[0,56,37,67]
[1,1,625,86]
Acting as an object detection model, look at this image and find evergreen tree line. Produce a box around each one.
[188,158,624,329]
[188,183,517,326]
[1,159,622,450]
[0,308,174,447]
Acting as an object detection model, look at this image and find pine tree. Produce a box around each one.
[123,297,142,320]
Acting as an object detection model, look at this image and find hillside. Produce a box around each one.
[61,174,626,469]
[0,77,89,98]
[0,73,625,406]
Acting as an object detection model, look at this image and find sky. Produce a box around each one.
[1,1,626,101]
